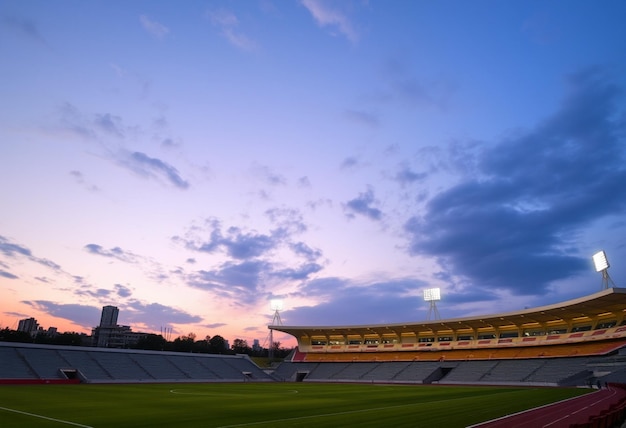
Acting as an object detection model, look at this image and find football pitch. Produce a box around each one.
[0,382,589,427]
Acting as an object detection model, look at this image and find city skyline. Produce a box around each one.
[1,1,626,347]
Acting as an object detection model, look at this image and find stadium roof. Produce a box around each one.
[271,287,626,338]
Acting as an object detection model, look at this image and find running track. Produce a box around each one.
[469,385,626,428]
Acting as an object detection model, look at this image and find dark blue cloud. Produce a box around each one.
[290,241,322,261]
[394,165,428,186]
[182,218,307,261]
[114,284,132,298]
[286,277,428,325]
[405,68,626,295]
[84,244,136,263]
[2,15,48,46]
[0,236,32,257]
[344,187,383,220]
[0,270,18,279]
[273,263,323,280]
[188,260,269,301]
[196,227,276,259]
[123,300,202,330]
[129,151,189,189]
[24,301,101,329]
[95,113,124,138]
[344,109,379,127]
[0,235,61,271]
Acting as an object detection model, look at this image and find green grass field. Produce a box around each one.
[0,383,590,427]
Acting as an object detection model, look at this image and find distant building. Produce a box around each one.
[99,305,119,327]
[92,306,146,348]
[17,317,39,336]
[253,339,261,352]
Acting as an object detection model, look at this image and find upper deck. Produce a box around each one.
[271,288,626,354]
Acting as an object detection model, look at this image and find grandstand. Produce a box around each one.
[3,288,626,388]
[270,287,626,386]
[0,342,272,383]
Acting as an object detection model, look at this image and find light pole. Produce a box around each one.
[593,250,615,290]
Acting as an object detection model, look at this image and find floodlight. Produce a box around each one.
[592,250,616,290]
[423,288,441,321]
[592,250,609,272]
[270,299,283,311]
[423,288,441,302]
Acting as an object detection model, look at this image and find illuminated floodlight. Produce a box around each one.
[423,288,441,302]
[423,288,441,320]
[270,299,283,312]
[593,251,609,272]
[267,299,284,359]
[592,250,615,290]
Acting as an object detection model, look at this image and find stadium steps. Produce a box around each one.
[0,347,37,379]
[57,350,114,381]
[17,348,73,379]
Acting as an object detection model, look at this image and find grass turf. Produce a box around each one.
[0,383,590,427]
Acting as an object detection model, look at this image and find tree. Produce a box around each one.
[133,334,167,351]
[208,335,227,354]
[172,333,196,352]
[232,338,251,354]
[0,328,32,343]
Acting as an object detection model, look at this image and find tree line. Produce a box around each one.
[0,328,292,359]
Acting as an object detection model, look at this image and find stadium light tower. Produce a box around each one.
[268,299,283,359]
[593,250,615,290]
[423,288,441,321]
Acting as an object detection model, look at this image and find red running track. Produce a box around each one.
[469,385,626,428]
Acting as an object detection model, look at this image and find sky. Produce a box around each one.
[1,0,625,348]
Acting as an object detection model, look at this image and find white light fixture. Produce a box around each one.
[423,288,441,302]
[592,250,615,290]
[270,299,283,311]
[423,288,441,320]
[268,299,284,360]
[592,250,609,272]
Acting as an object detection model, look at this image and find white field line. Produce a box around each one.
[214,400,431,428]
[0,405,93,427]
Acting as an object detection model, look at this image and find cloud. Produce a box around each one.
[404,68,626,295]
[273,263,323,280]
[74,287,112,299]
[394,165,428,186]
[340,156,359,170]
[139,15,170,39]
[95,113,124,138]
[297,176,312,188]
[344,109,379,127]
[300,0,359,43]
[69,170,100,192]
[377,57,454,111]
[123,300,203,330]
[0,235,61,271]
[115,284,132,298]
[205,322,227,329]
[25,301,101,329]
[181,219,282,260]
[84,244,137,263]
[206,8,256,51]
[121,151,190,189]
[286,277,426,325]
[2,15,48,46]
[187,260,269,301]
[344,187,383,221]
[290,242,322,261]
[251,164,287,186]
[0,270,18,279]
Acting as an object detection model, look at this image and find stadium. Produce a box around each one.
[3,286,626,426]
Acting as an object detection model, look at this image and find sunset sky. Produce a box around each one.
[1,0,625,348]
